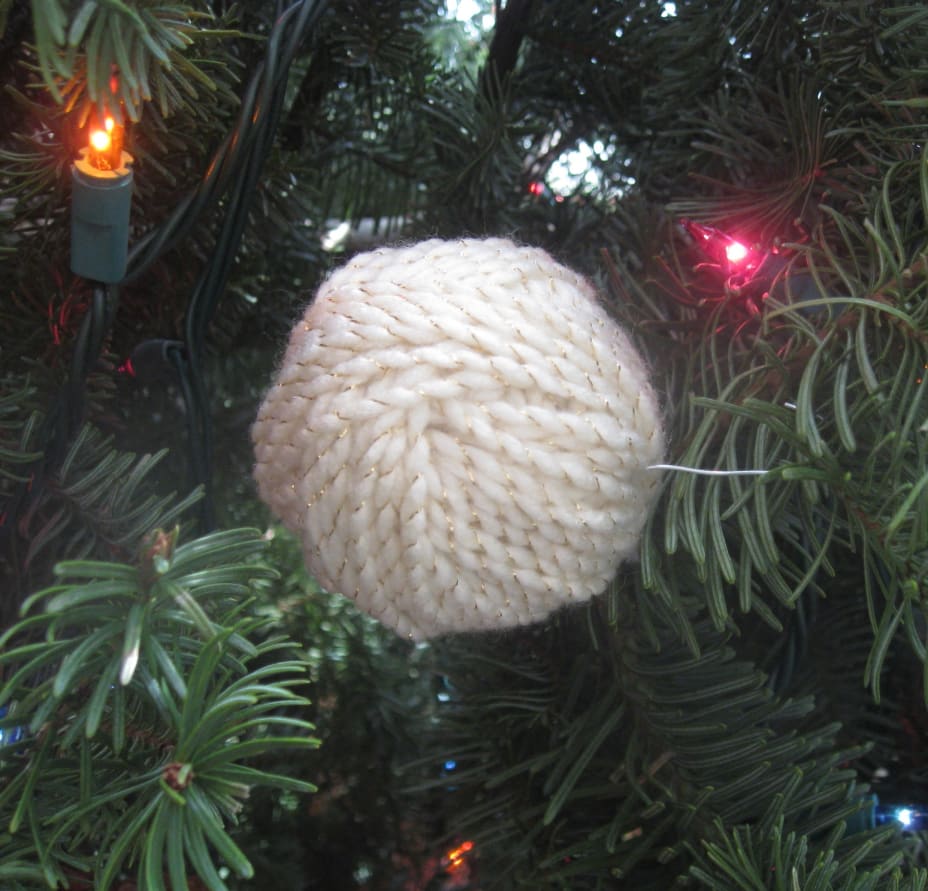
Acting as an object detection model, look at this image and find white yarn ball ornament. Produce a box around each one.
[252,238,664,639]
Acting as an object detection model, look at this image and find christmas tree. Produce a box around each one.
[1,1,927,889]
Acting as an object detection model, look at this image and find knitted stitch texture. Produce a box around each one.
[252,238,664,639]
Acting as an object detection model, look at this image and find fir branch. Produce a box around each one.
[29,0,245,123]
[691,818,925,890]
[15,423,202,574]
[0,382,42,485]
[479,0,533,105]
[411,612,903,889]
[0,527,319,891]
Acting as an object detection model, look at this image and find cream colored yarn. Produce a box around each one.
[252,238,664,639]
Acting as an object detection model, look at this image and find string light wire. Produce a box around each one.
[7,1,329,557]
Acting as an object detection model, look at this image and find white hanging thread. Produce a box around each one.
[252,238,665,639]
[648,464,769,476]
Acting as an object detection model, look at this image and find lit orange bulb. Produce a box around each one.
[445,840,475,872]
[89,128,112,153]
[87,116,121,170]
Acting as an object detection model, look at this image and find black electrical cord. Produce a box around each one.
[5,283,115,596]
[125,0,327,528]
[6,0,329,577]
[64,285,118,440]
[123,0,327,285]
[176,0,329,528]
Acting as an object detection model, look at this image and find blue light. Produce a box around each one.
[444,759,457,771]
[874,802,924,831]
[0,705,24,747]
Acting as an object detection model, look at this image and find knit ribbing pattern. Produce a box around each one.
[252,238,664,639]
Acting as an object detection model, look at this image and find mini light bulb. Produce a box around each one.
[725,241,749,264]
[444,840,475,872]
[87,116,120,170]
[89,129,111,152]
[873,800,924,831]
[71,113,133,282]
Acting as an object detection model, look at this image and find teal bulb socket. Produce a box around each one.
[70,147,134,284]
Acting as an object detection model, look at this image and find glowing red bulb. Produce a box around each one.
[528,181,545,196]
[725,241,749,264]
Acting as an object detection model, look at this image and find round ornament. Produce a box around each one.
[252,238,664,639]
